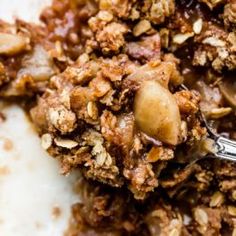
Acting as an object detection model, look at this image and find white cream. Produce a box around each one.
[0,104,80,236]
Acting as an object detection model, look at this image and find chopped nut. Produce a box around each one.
[18,45,55,82]
[87,101,98,120]
[194,208,208,225]
[217,47,229,60]
[41,133,52,150]
[96,152,107,166]
[202,37,226,47]
[54,138,78,149]
[48,107,77,134]
[77,53,89,66]
[97,10,113,22]
[133,20,151,37]
[169,218,182,236]
[173,32,194,44]
[130,8,140,20]
[193,19,203,34]
[0,33,28,55]
[149,0,175,24]
[208,107,232,119]
[210,191,224,207]
[228,206,236,216]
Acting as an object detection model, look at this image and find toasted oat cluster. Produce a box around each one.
[0,0,236,235]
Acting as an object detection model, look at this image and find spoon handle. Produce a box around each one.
[214,136,236,161]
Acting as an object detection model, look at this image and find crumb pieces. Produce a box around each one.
[54,138,78,149]
[133,20,151,37]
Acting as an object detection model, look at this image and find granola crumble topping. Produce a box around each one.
[1,0,236,235]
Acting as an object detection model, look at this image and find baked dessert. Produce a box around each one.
[0,0,236,235]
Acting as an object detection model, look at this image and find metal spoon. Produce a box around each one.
[180,84,236,162]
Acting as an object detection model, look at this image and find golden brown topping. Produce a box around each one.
[48,106,77,134]
[224,0,236,27]
[0,33,28,55]
[144,0,175,24]
[209,191,224,207]
[133,20,151,37]
[174,90,200,115]
[17,45,56,81]
[146,146,174,162]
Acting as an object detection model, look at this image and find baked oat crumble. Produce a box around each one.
[0,0,236,235]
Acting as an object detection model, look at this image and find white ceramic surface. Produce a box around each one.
[0,2,80,236]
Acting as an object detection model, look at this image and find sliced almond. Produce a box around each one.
[173,32,194,44]
[193,19,203,34]
[77,53,89,66]
[97,10,113,22]
[54,138,78,149]
[208,107,232,119]
[203,37,226,47]
[194,208,208,225]
[41,133,52,150]
[0,33,28,55]
[96,153,107,166]
[133,20,151,37]
[87,101,98,119]
[210,191,224,207]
